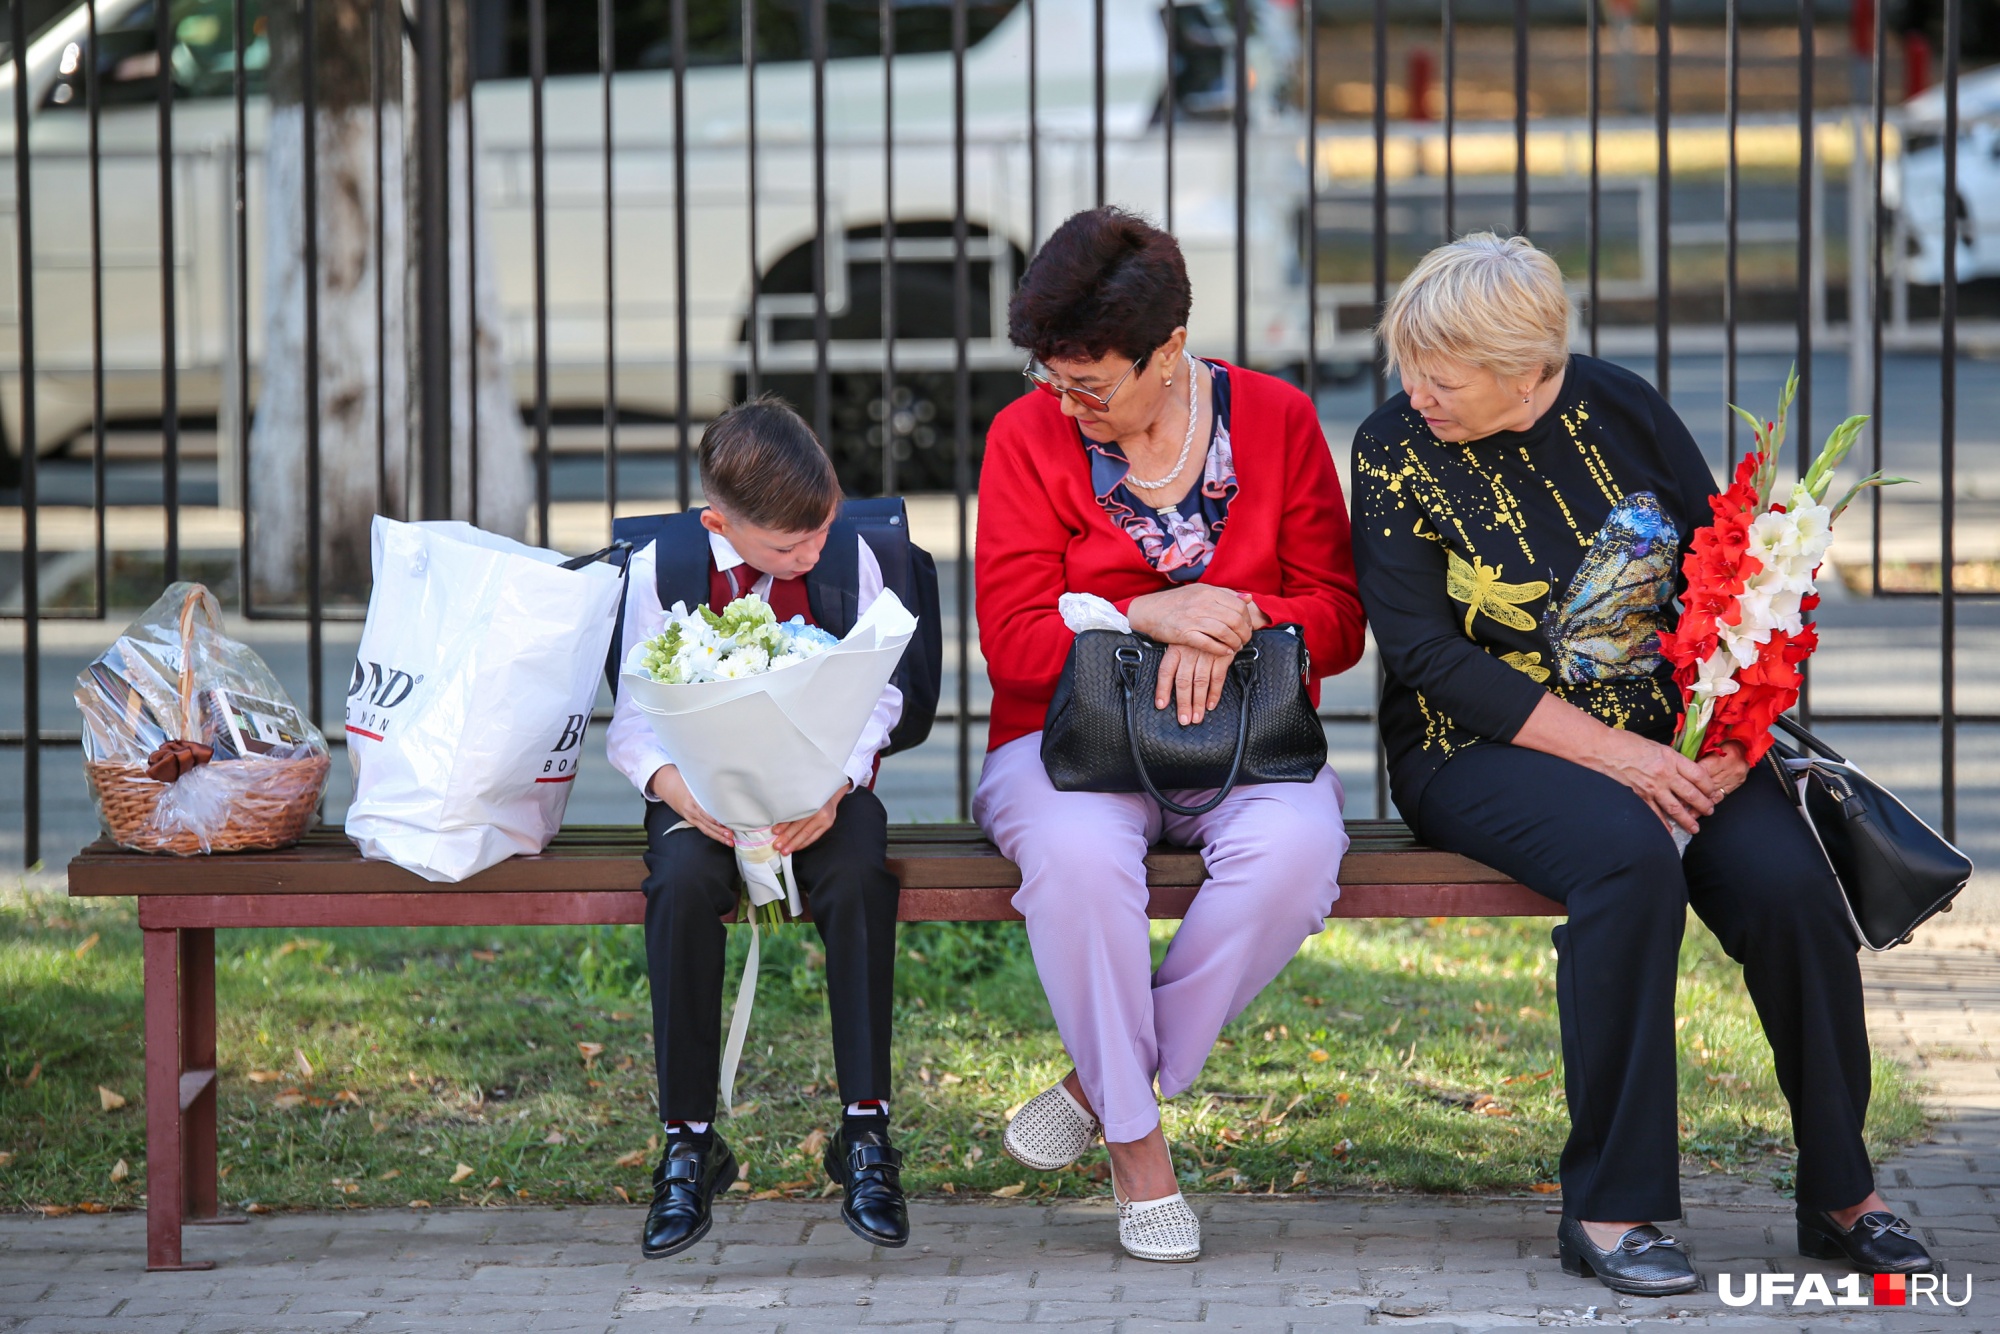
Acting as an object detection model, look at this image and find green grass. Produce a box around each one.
[0,886,1927,1216]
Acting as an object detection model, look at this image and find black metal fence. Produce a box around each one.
[0,0,1982,867]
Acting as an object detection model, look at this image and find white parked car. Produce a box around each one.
[1896,63,2000,287]
[0,0,1314,489]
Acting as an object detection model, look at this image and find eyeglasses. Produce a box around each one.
[1022,354,1147,413]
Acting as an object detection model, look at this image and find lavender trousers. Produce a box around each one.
[973,733,1349,1143]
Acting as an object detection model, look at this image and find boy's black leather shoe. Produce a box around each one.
[642,1136,737,1259]
[824,1126,909,1248]
[1557,1216,1701,1295]
[1797,1207,1935,1274]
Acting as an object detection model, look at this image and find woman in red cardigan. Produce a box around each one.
[974,208,1366,1263]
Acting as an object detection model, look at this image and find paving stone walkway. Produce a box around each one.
[3,928,1997,1333]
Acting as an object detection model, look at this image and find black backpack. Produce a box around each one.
[608,499,942,758]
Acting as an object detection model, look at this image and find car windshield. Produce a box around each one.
[42,0,268,111]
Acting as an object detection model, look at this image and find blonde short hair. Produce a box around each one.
[1378,233,1571,386]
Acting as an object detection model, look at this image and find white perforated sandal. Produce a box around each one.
[1114,1184,1202,1263]
[1002,1080,1101,1171]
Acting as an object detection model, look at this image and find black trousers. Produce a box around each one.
[1418,744,1874,1221]
[642,789,901,1121]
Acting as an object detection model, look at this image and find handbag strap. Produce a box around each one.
[1115,644,1255,819]
[1772,713,1848,764]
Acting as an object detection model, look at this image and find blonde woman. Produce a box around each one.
[1350,234,1933,1295]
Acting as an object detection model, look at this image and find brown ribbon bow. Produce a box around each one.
[145,740,214,783]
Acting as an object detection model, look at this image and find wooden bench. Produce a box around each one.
[65,820,1558,1272]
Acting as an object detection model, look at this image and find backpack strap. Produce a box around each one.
[653,508,715,616]
[805,514,862,638]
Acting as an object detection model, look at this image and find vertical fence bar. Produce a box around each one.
[464,0,480,524]
[1654,0,1670,400]
[1233,0,1248,367]
[371,0,388,513]
[88,0,106,613]
[156,0,180,575]
[12,0,41,864]
[1163,0,1173,233]
[674,0,693,507]
[1725,0,1739,464]
[1443,0,1455,240]
[743,0,759,396]
[1940,0,1960,838]
[1303,0,1315,398]
[302,0,324,725]
[1027,0,1039,249]
[1372,0,1388,819]
[1796,0,1812,462]
[1586,0,1598,353]
[1868,0,1885,593]
[881,0,896,495]
[415,0,452,519]
[1512,0,1527,236]
[238,0,257,591]
[601,0,618,525]
[1093,0,1105,208]
[952,0,971,818]
[810,0,830,448]
[531,0,551,541]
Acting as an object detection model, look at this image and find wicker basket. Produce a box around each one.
[85,587,330,855]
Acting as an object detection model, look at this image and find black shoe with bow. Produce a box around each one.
[1797,1206,1936,1274]
[823,1124,909,1248]
[1557,1215,1701,1296]
[641,1134,738,1259]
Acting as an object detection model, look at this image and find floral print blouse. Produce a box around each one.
[1083,360,1237,582]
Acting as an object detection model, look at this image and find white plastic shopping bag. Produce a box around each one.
[344,517,626,881]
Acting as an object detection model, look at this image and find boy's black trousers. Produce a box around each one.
[642,789,900,1121]
[1417,744,1875,1223]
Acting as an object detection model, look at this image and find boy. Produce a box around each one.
[606,397,908,1256]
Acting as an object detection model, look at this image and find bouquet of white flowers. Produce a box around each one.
[631,594,841,687]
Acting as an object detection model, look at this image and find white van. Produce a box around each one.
[0,0,1312,489]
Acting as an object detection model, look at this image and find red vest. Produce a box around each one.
[708,562,814,624]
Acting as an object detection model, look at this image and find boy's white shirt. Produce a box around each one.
[605,529,904,802]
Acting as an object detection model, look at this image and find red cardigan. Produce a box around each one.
[976,362,1367,751]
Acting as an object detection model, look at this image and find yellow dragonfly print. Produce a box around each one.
[1445,549,1550,636]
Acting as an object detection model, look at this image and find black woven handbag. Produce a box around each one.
[1039,625,1327,817]
[1767,715,1972,951]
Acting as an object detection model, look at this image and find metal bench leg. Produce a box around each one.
[144,926,215,1272]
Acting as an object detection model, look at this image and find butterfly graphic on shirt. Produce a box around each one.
[1539,491,1681,685]
[1445,550,1551,636]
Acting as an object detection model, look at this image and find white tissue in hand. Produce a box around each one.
[1060,592,1132,635]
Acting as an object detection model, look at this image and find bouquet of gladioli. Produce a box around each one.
[1659,367,1905,767]
[632,594,840,687]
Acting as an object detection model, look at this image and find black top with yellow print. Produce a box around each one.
[1350,354,1719,832]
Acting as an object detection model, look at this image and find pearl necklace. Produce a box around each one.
[1123,353,1200,492]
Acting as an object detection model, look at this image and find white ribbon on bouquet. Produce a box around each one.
[620,589,917,1108]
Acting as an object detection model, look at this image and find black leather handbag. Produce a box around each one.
[1040,625,1327,817]
[1767,715,1972,951]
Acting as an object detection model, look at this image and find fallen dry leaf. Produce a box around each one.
[245,1203,272,1215]
[271,1094,306,1110]
[1290,1168,1310,1187]
[0,1152,12,1168]
[749,1189,785,1200]
[335,1090,363,1105]
[1205,1168,1244,1184]
[109,1159,129,1182]
[21,1061,41,1089]
[543,1130,566,1146]
[73,932,100,959]
[378,1169,402,1181]
[820,1180,841,1197]
[963,1145,984,1168]
[295,1049,314,1079]
[97,1086,125,1112]
[407,1199,431,1209]
[577,1042,604,1067]
[1334,1092,1351,1106]
[1528,1182,1562,1194]
[1002,1100,1025,1121]
[730,1100,759,1117]
[341,1183,360,1195]
[470,950,497,963]
[797,1127,828,1157]
[727,1180,750,1193]
[32,1204,72,1217]
[989,1183,1025,1198]
[1308,1049,1330,1063]
[449,1163,475,1184]
[939,1072,964,1086]
[609,1011,634,1022]
[614,1148,648,1169]
[612,1185,630,1203]
[939,1181,956,1194]
[75,1201,109,1214]
[486,1177,502,1190]
[246,1070,283,1083]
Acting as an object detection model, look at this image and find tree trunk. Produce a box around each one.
[250,0,525,607]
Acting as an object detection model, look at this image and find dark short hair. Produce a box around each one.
[699,395,842,533]
[1007,207,1192,366]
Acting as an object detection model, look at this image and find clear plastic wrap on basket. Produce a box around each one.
[75,583,331,854]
